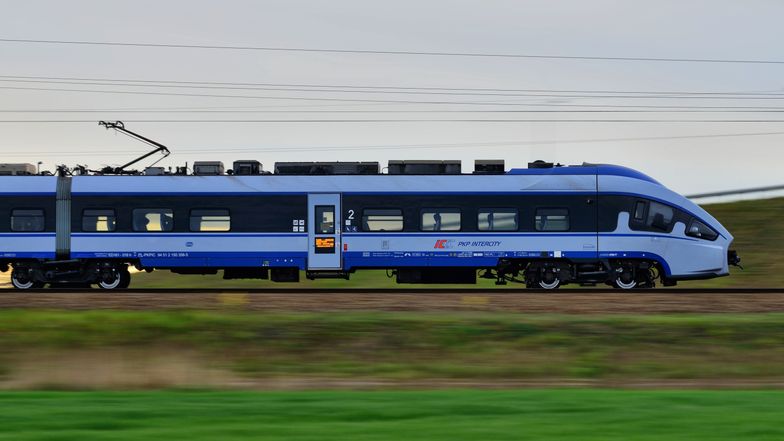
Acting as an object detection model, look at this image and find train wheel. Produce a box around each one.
[98,268,125,290]
[11,267,43,290]
[538,271,561,290]
[118,269,131,289]
[613,265,637,290]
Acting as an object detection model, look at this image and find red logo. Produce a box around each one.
[434,240,447,249]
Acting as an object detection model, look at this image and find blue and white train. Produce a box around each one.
[0,160,740,289]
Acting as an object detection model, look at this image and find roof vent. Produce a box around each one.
[274,162,379,175]
[473,159,505,174]
[144,167,166,176]
[193,161,225,175]
[388,160,461,175]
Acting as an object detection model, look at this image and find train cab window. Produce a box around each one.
[535,208,570,231]
[362,209,403,232]
[82,209,116,232]
[421,209,461,231]
[190,209,230,232]
[478,209,518,231]
[686,219,719,241]
[133,209,174,232]
[633,201,647,221]
[646,202,674,231]
[315,206,335,234]
[10,209,45,232]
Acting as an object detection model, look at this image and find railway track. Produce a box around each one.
[0,288,783,313]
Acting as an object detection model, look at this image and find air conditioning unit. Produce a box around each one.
[193,161,225,175]
[0,163,36,176]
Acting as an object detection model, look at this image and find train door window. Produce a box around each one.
[421,208,461,231]
[315,206,335,234]
[535,208,570,231]
[646,202,674,231]
[133,208,174,232]
[362,209,403,232]
[82,209,116,232]
[686,219,718,241]
[478,209,518,231]
[10,209,45,232]
[633,201,647,221]
[190,209,230,232]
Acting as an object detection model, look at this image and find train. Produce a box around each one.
[0,159,740,290]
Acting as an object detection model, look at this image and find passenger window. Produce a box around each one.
[190,209,230,232]
[478,209,518,231]
[82,209,116,232]
[11,209,45,232]
[687,219,718,241]
[362,209,403,232]
[535,208,570,231]
[633,201,646,221]
[133,209,174,232]
[646,202,674,231]
[315,206,335,234]
[421,209,461,231]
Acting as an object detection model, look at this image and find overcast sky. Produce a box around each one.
[1,0,783,194]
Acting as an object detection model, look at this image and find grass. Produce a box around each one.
[0,389,782,440]
[121,197,784,289]
[3,310,784,382]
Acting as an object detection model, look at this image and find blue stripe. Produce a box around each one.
[72,192,307,197]
[0,233,56,237]
[72,233,307,238]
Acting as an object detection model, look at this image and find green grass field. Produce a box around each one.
[122,197,784,289]
[0,389,782,440]
[3,310,784,386]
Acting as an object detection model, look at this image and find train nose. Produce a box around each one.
[728,250,742,269]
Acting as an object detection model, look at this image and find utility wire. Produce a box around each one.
[2,74,783,97]
[2,38,784,65]
[6,131,784,157]
[2,119,784,123]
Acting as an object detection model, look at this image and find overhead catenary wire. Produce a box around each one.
[2,38,784,65]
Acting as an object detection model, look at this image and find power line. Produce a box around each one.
[2,38,784,65]
[5,78,784,101]
[2,74,783,97]
[6,131,784,157]
[2,119,784,123]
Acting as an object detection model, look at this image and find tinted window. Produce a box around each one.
[633,201,646,221]
[82,209,116,232]
[133,209,174,232]
[647,202,674,231]
[535,208,570,231]
[687,219,718,241]
[190,209,230,232]
[362,209,403,232]
[478,209,518,231]
[11,209,44,232]
[315,206,335,234]
[421,209,461,231]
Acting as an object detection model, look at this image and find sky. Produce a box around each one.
[1,0,783,195]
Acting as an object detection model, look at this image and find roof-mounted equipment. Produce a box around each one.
[274,162,379,175]
[0,163,36,176]
[473,160,505,174]
[388,160,461,175]
[193,161,225,176]
[232,160,264,175]
[98,121,171,175]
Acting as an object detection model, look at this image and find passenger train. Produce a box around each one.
[0,159,740,290]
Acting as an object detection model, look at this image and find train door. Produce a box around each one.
[307,194,342,270]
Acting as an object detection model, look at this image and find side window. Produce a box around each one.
[646,202,674,231]
[535,208,570,231]
[478,209,518,231]
[11,209,45,232]
[190,209,230,232]
[133,209,174,232]
[315,206,335,234]
[362,209,403,232]
[633,201,646,221]
[687,219,718,241]
[421,208,461,231]
[82,209,116,232]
